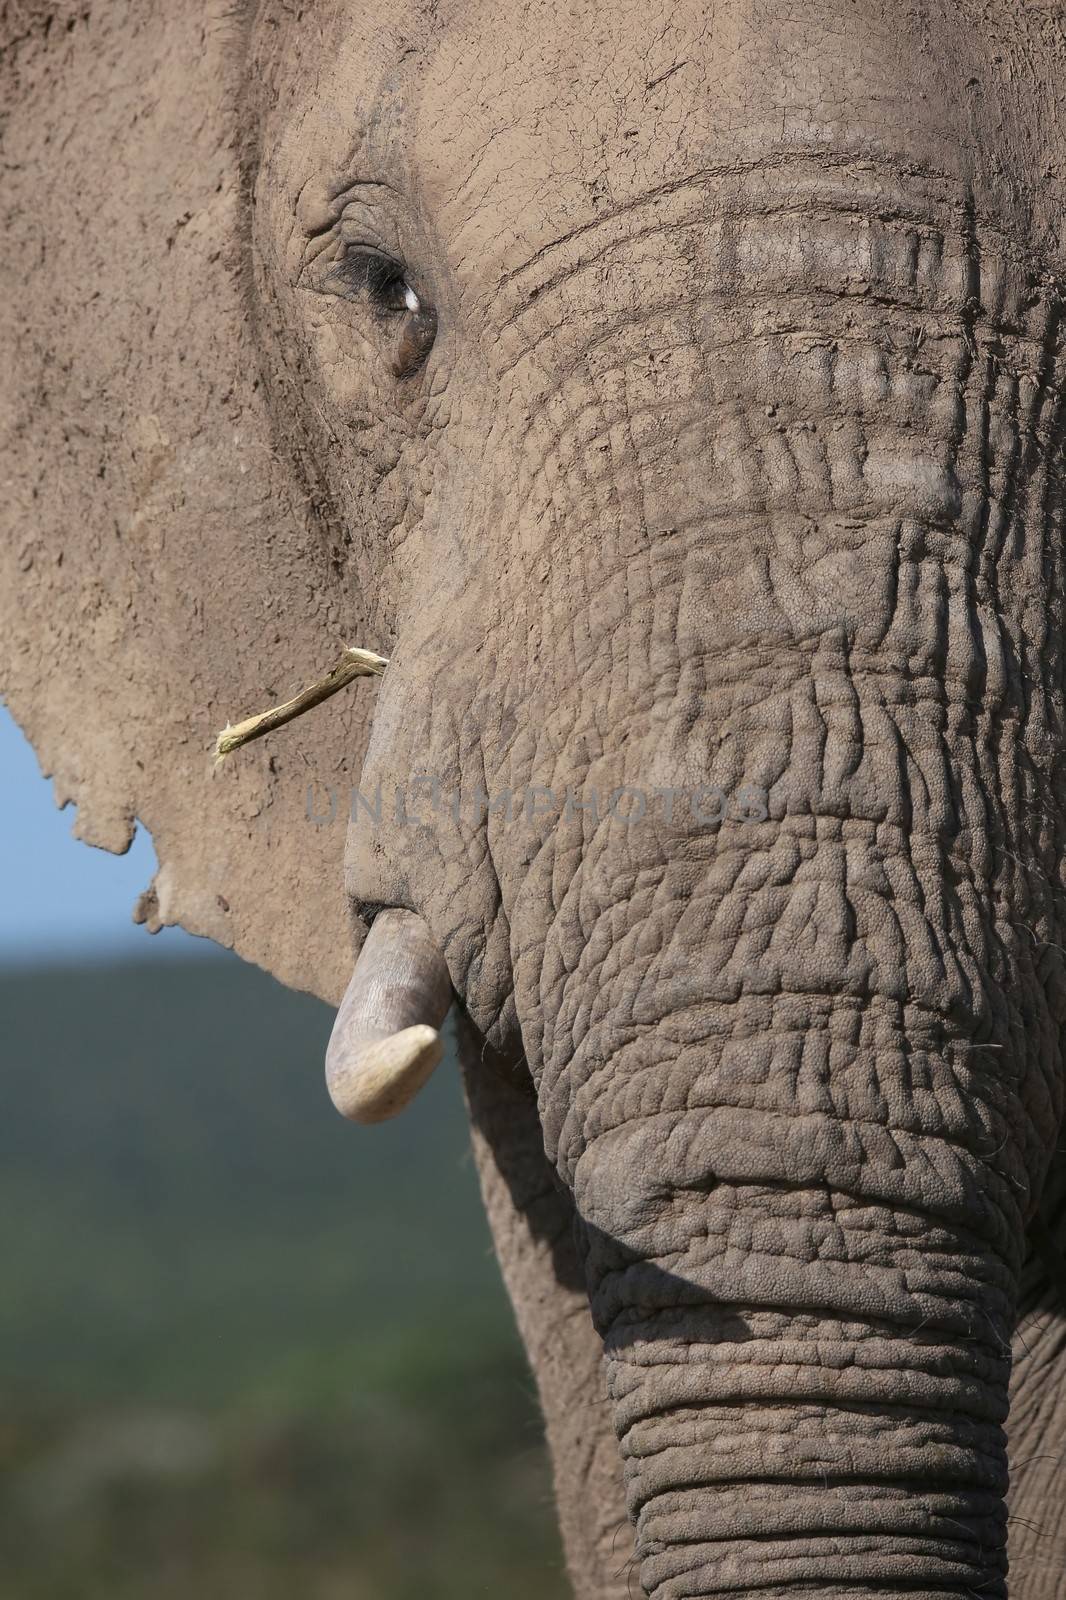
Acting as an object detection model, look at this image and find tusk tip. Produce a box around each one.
[326,1024,445,1125]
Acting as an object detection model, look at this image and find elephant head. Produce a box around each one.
[5,2,1066,1596]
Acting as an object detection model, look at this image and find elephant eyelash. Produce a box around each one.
[329,246,421,316]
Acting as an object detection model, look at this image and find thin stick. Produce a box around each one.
[214,646,388,762]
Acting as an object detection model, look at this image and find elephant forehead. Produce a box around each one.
[411,0,1052,284]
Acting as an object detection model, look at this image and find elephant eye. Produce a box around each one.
[327,246,437,378]
[340,247,417,313]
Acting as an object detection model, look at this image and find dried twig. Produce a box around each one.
[214,646,388,763]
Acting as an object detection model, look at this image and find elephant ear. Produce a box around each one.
[0,2,371,1004]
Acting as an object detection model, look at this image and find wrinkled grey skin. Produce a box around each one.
[5,2,1066,1596]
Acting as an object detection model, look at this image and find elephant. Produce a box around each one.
[4,1,1066,1595]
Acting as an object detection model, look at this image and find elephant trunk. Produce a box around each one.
[555,993,1024,1598]
[502,186,1066,1590]
[522,736,1066,1598]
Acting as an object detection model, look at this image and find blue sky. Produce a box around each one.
[0,704,206,967]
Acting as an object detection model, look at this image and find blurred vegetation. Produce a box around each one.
[0,956,568,1599]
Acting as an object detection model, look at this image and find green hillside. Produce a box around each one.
[0,956,568,1599]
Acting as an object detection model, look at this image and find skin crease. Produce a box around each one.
[4,1,1066,1597]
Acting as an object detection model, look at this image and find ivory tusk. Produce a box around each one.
[325,909,452,1124]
